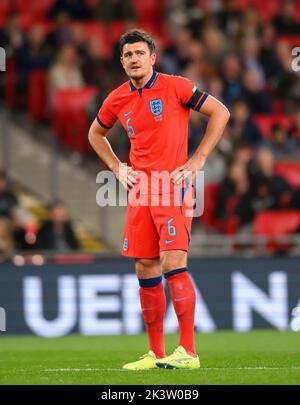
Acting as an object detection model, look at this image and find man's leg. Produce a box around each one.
[161,250,196,357]
[135,257,166,359]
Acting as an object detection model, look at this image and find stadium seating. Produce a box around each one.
[254,210,300,237]
[200,183,220,230]
[83,21,111,58]
[253,114,292,139]
[274,162,300,190]
[254,210,300,253]
[15,0,55,18]
[51,86,98,154]
[0,0,10,28]
[109,20,126,48]
[200,183,241,234]
[28,70,48,121]
[4,58,17,107]
[232,0,300,22]
[252,1,280,21]
[15,0,55,31]
[278,35,300,47]
[133,0,166,23]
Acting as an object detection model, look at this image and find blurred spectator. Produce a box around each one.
[71,22,88,59]
[92,0,136,23]
[16,24,53,94]
[0,13,24,58]
[186,39,205,64]
[234,143,256,166]
[206,75,224,102]
[83,45,112,88]
[216,0,242,39]
[250,177,281,213]
[182,60,206,90]
[264,124,298,161]
[201,26,229,65]
[221,53,243,105]
[161,26,194,75]
[167,0,204,39]
[0,217,14,262]
[242,68,273,113]
[276,40,294,73]
[290,105,300,146]
[248,147,293,207]
[215,161,252,227]
[236,7,263,41]
[14,224,36,251]
[288,76,300,112]
[49,0,91,20]
[203,149,227,184]
[36,200,79,251]
[274,40,300,111]
[0,172,18,220]
[45,11,73,55]
[259,24,284,81]
[272,0,300,35]
[48,44,85,98]
[188,110,205,155]
[229,99,263,146]
[241,35,265,85]
[16,24,53,69]
[290,187,300,209]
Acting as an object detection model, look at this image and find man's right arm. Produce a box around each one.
[88,119,137,190]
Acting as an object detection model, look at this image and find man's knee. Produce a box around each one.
[161,250,187,273]
[135,257,161,279]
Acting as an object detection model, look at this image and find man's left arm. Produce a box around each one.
[171,95,230,185]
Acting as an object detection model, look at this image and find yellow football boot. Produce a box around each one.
[122,350,159,370]
[156,346,200,369]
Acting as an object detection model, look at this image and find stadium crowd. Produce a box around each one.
[0,0,300,258]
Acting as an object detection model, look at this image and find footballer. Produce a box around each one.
[88,29,229,370]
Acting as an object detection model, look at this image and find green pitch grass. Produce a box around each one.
[0,331,300,385]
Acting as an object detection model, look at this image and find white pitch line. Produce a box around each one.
[43,367,300,372]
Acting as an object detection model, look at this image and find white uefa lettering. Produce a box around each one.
[23,276,77,337]
[232,272,288,331]
[79,275,122,335]
[122,275,142,334]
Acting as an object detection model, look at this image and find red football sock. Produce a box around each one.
[139,282,166,359]
[166,270,196,356]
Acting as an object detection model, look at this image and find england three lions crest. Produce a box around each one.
[150,99,163,116]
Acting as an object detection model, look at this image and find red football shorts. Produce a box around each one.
[121,185,194,258]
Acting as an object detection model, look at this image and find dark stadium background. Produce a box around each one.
[0,0,300,344]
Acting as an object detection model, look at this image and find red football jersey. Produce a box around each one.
[97,71,208,193]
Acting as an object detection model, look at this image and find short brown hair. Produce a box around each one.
[119,29,155,55]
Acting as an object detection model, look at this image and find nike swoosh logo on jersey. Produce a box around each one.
[165,239,176,244]
[124,111,132,117]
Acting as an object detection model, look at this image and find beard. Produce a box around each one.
[127,67,146,80]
